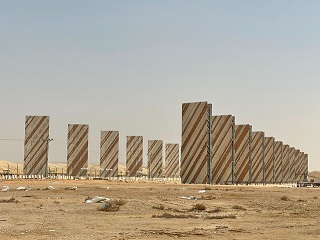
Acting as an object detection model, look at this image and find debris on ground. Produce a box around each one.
[85,196,111,204]
[179,196,199,200]
[198,190,206,194]
[16,186,27,191]
[43,186,55,190]
[1,186,9,192]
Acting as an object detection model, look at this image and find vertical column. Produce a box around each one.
[165,144,180,178]
[234,124,252,184]
[148,140,163,178]
[181,102,211,184]
[100,131,119,178]
[23,116,50,176]
[126,136,143,177]
[211,115,235,184]
[67,124,89,177]
[251,131,265,183]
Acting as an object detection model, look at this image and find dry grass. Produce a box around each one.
[97,199,127,212]
[203,186,212,190]
[0,197,17,203]
[207,207,223,213]
[232,205,247,211]
[280,196,289,201]
[191,203,206,211]
[201,195,216,200]
[152,213,196,219]
[205,214,237,220]
[153,204,165,210]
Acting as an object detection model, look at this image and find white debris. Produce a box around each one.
[179,196,198,200]
[198,190,206,193]
[85,196,111,204]
[16,186,26,191]
[44,186,55,190]
[1,186,9,192]
[70,186,77,190]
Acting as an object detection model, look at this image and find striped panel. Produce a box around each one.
[293,149,300,182]
[251,131,264,183]
[234,124,252,183]
[211,115,235,184]
[100,131,119,178]
[274,141,283,183]
[303,154,309,181]
[289,147,296,182]
[181,102,211,184]
[148,140,163,178]
[282,145,290,183]
[165,144,180,178]
[296,151,305,182]
[67,124,89,177]
[264,137,275,183]
[126,136,143,177]
[23,116,50,175]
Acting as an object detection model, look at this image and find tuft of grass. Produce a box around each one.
[152,213,196,219]
[153,204,165,210]
[203,186,212,190]
[280,196,289,201]
[313,196,318,200]
[207,207,222,213]
[205,214,237,220]
[0,197,17,203]
[191,203,206,211]
[201,195,216,200]
[232,205,247,211]
[97,199,127,212]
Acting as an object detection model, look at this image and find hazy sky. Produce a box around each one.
[1,1,319,170]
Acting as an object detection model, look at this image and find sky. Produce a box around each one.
[0,1,319,170]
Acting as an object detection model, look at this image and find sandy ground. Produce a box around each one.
[0,179,319,240]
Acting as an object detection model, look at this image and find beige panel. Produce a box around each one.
[67,124,89,177]
[211,115,235,184]
[296,151,305,182]
[264,137,275,183]
[148,140,163,178]
[293,149,300,182]
[251,131,264,183]
[181,102,211,184]
[23,116,50,175]
[126,136,143,177]
[274,141,283,183]
[282,145,290,183]
[165,144,180,178]
[235,124,252,183]
[289,147,296,182]
[100,131,119,178]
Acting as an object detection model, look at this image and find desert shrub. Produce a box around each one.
[232,205,247,211]
[205,214,236,220]
[97,199,127,212]
[153,204,165,210]
[201,195,216,200]
[207,207,222,213]
[280,196,289,201]
[191,203,206,211]
[0,197,17,203]
[152,213,196,219]
[313,196,318,199]
[203,186,212,190]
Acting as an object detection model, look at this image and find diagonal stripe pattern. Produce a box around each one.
[251,131,264,183]
[126,136,143,177]
[282,145,290,183]
[274,141,283,183]
[165,144,180,178]
[234,124,252,183]
[264,137,275,183]
[67,124,89,177]
[289,147,296,182]
[181,102,211,184]
[100,131,119,178]
[23,116,50,175]
[211,115,235,184]
[148,140,163,178]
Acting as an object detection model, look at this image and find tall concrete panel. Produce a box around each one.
[211,115,235,184]
[23,116,50,175]
[289,147,296,182]
[148,140,163,178]
[126,136,143,177]
[264,137,275,183]
[181,102,212,184]
[303,154,309,181]
[234,124,252,184]
[282,145,290,183]
[67,124,89,177]
[296,151,305,182]
[293,149,301,182]
[100,131,119,178]
[251,131,265,183]
[274,141,283,183]
[165,143,180,178]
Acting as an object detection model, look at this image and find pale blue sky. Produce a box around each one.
[1,1,319,170]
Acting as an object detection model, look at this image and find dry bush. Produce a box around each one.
[152,213,196,219]
[201,195,216,200]
[203,186,212,190]
[205,214,237,220]
[191,203,206,211]
[207,207,222,213]
[153,204,165,210]
[97,199,127,212]
[232,205,247,211]
[313,196,318,199]
[0,197,17,203]
[280,196,289,201]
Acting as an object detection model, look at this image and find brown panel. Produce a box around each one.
[165,144,180,178]
[282,145,290,183]
[274,141,283,183]
[148,140,163,178]
[100,131,119,178]
[126,136,143,177]
[264,137,275,183]
[251,131,264,183]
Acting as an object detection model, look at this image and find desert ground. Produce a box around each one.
[0,178,320,240]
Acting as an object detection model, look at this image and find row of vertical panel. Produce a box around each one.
[23,116,180,177]
[181,102,309,184]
